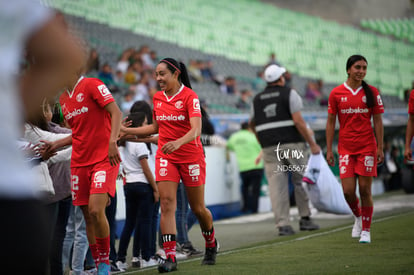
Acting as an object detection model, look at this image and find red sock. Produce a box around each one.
[162,234,176,261]
[347,198,361,217]
[361,206,373,232]
[89,243,99,267]
[96,236,110,265]
[202,227,216,248]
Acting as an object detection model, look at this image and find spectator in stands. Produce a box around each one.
[220,76,239,95]
[252,70,266,92]
[150,50,159,67]
[114,69,125,86]
[98,63,120,93]
[140,45,155,69]
[116,49,132,74]
[124,63,138,85]
[86,48,100,75]
[236,89,253,110]
[305,80,322,102]
[120,91,135,114]
[201,59,221,85]
[134,70,154,104]
[251,64,320,236]
[267,52,282,67]
[326,54,384,244]
[227,121,264,213]
[188,59,204,82]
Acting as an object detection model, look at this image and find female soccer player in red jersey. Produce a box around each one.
[122,58,218,273]
[326,55,384,244]
[47,60,122,274]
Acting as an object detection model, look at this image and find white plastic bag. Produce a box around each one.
[303,152,351,215]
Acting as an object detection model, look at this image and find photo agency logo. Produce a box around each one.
[274,142,307,173]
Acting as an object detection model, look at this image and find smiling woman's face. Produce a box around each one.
[347,60,367,82]
[155,62,178,92]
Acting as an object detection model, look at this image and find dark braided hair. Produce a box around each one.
[346,55,375,108]
[159,58,208,117]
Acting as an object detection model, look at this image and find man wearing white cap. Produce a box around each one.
[250,64,321,236]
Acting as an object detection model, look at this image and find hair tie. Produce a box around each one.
[161,59,181,73]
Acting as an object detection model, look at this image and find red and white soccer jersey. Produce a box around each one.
[152,84,204,163]
[408,89,414,115]
[328,82,384,155]
[60,76,115,167]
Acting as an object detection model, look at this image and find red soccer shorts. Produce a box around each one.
[155,156,206,187]
[71,159,119,206]
[339,153,377,179]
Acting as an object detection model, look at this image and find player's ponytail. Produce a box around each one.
[346,55,375,108]
[361,80,375,108]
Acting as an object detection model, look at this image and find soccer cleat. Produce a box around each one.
[202,239,219,265]
[180,242,203,257]
[158,257,178,273]
[278,225,295,236]
[359,231,371,243]
[352,216,362,238]
[132,257,141,268]
[299,218,320,231]
[97,263,111,275]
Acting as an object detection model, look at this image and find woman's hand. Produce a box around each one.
[326,151,335,166]
[161,140,181,154]
[108,141,121,166]
[153,190,160,203]
[377,149,384,165]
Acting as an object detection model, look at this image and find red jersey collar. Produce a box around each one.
[163,84,184,102]
[66,76,84,98]
[343,82,363,96]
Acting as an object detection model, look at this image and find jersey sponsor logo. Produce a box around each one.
[175,100,183,109]
[189,164,200,182]
[65,106,89,120]
[377,95,383,106]
[159,168,168,176]
[340,107,369,114]
[156,114,186,121]
[364,156,374,167]
[76,93,84,102]
[188,164,200,176]
[193,98,200,110]
[93,171,106,188]
[97,84,112,98]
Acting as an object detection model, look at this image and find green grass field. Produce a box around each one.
[122,210,414,275]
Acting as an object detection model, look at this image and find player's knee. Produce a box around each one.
[88,206,104,222]
[160,196,175,214]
